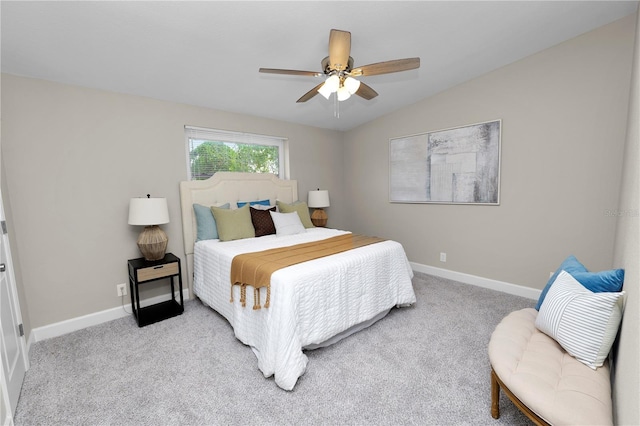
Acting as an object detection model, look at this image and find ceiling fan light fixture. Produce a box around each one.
[337,85,351,101]
[344,76,361,95]
[326,75,340,91]
[260,29,419,107]
[317,83,332,99]
[317,74,340,99]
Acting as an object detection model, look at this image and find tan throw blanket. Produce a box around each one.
[230,233,386,309]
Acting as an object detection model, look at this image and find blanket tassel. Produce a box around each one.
[231,283,269,309]
[240,284,247,307]
[253,287,261,310]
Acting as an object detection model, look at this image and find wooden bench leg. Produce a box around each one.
[490,366,550,426]
[491,368,500,419]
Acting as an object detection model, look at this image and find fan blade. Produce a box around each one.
[297,82,325,103]
[351,58,420,77]
[328,29,351,71]
[355,82,378,100]
[259,68,322,77]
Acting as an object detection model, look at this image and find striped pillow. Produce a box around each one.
[535,270,625,369]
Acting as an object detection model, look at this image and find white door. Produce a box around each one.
[0,191,28,420]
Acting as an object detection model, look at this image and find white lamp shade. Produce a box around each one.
[128,197,170,225]
[317,83,333,99]
[344,76,361,94]
[337,86,351,101]
[324,75,339,92]
[308,190,330,208]
[318,75,340,99]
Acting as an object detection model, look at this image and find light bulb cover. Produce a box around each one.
[317,75,340,99]
[344,76,361,94]
[337,86,351,101]
[324,75,339,92]
[318,83,333,99]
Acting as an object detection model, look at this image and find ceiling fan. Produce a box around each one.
[259,29,420,103]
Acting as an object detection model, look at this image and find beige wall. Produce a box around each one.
[0,75,344,329]
[612,7,640,426]
[343,14,638,424]
[344,14,635,288]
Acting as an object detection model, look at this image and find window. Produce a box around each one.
[185,126,287,180]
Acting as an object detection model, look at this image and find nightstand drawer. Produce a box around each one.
[137,262,179,282]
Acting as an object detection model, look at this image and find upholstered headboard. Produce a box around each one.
[179,172,298,296]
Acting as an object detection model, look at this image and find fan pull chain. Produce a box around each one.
[334,93,339,118]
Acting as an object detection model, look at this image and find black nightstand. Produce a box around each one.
[127,253,184,327]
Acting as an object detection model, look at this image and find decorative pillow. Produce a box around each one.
[535,255,624,310]
[276,200,314,228]
[535,270,626,369]
[236,199,271,208]
[251,204,277,211]
[193,203,230,241]
[211,204,255,242]
[250,206,276,237]
[572,269,625,293]
[270,211,305,236]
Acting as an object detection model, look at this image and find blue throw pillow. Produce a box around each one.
[193,203,230,241]
[236,199,271,208]
[572,269,625,293]
[535,255,625,310]
[536,255,587,310]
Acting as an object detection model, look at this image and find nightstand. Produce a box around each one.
[127,252,184,327]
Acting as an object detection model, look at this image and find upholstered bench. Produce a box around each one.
[488,308,613,426]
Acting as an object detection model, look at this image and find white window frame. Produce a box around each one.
[184,125,289,180]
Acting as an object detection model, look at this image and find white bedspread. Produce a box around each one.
[193,228,416,390]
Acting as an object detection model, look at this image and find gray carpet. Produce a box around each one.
[14,272,534,426]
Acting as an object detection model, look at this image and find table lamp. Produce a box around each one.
[128,195,170,261]
[308,189,330,227]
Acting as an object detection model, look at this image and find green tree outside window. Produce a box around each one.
[189,140,279,180]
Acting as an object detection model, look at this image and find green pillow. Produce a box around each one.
[193,203,229,241]
[276,200,315,229]
[211,204,255,242]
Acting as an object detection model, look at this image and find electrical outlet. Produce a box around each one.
[116,283,127,297]
[440,252,447,262]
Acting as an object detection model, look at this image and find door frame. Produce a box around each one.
[0,189,29,421]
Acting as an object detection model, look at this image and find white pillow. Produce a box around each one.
[535,270,625,369]
[252,204,277,211]
[269,211,305,236]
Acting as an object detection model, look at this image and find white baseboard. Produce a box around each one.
[30,289,190,344]
[410,262,541,301]
[29,267,537,345]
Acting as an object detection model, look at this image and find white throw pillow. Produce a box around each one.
[535,270,625,369]
[251,204,277,211]
[269,211,305,236]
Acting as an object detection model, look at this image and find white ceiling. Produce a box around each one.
[2,1,637,131]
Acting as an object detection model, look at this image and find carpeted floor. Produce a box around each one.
[14,272,534,425]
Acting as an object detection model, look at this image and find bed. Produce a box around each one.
[179,172,416,390]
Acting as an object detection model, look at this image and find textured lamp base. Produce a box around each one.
[137,225,168,261]
[311,208,328,227]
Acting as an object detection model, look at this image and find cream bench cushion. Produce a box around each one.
[488,308,612,426]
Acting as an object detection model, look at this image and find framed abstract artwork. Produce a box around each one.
[389,119,501,204]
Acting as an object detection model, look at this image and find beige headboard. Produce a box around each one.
[179,172,298,296]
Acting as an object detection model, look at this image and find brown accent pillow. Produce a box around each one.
[250,206,276,237]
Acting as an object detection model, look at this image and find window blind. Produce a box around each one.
[184,126,286,180]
